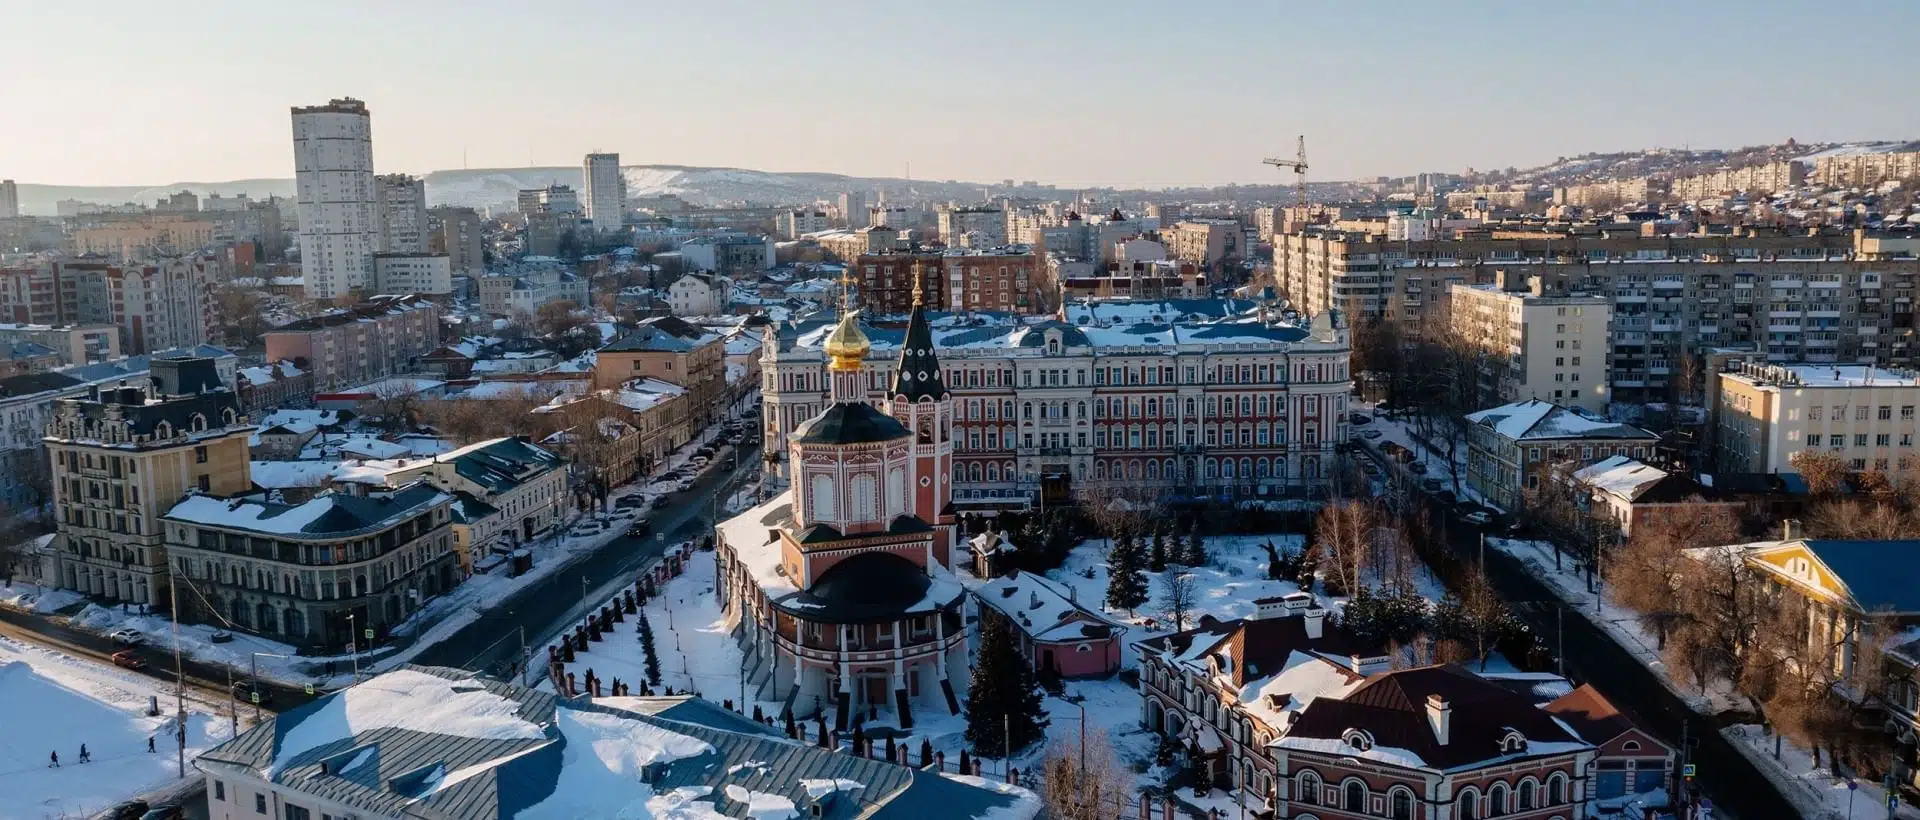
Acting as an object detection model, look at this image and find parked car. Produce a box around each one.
[1433,490,1458,506]
[677,480,696,493]
[109,629,144,646]
[1349,412,1373,425]
[1463,510,1494,526]
[111,650,146,670]
[1407,462,1428,475]
[627,520,651,538]
[105,801,149,820]
[690,456,711,467]
[1421,477,1443,492]
[1360,429,1384,440]
[209,630,234,644]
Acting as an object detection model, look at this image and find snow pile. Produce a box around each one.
[798,778,865,800]
[942,774,1045,820]
[271,670,543,775]
[724,784,799,819]
[645,786,729,819]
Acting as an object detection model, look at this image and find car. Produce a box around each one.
[210,630,234,644]
[105,800,149,820]
[677,480,696,492]
[1360,462,1382,476]
[694,446,715,458]
[1349,412,1373,425]
[1360,429,1384,440]
[726,435,744,445]
[690,456,711,467]
[627,520,651,538]
[111,650,146,669]
[232,680,274,705]
[138,804,184,820]
[108,629,144,646]
[1407,462,1428,475]
[1463,511,1494,526]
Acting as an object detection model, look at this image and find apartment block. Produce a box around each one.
[1166,219,1241,268]
[1450,273,1613,413]
[375,173,429,253]
[936,204,1007,247]
[372,252,453,295]
[263,294,442,389]
[777,208,831,239]
[678,234,774,277]
[291,98,379,301]
[1714,362,1920,477]
[1813,148,1920,188]
[0,179,16,219]
[1275,225,1920,402]
[429,206,485,275]
[1669,161,1805,200]
[582,152,624,232]
[44,357,253,606]
[0,258,213,355]
[0,323,119,366]
[71,213,218,261]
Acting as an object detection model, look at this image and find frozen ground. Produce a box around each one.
[1725,724,1920,820]
[0,634,234,820]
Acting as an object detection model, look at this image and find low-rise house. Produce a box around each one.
[1545,683,1677,806]
[1571,455,1742,537]
[1464,399,1660,509]
[972,570,1125,679]
[0,339,61,376]
[382,436,567,548]
[667,272,732,316]
[162,479,457,648]
[194,665,1040,820]
[235,360,313,414]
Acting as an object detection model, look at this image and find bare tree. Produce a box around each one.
[1607,507,1741,649]
[1790,450,1851,498]
[1314,499,1378,596]
[535,299,587,338]
[1156,570,1197,633]
[363,382,424,435]
[1039,728,1133,820]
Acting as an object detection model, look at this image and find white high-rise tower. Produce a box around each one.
[582,152,624,233]
[0,179,17,219]
[292,98,379,301]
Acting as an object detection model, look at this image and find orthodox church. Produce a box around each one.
[715,274,964,731]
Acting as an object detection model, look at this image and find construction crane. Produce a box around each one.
[1262,135,1310,209]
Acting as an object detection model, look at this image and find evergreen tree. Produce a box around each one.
[1181,520,1208,566]
[637,612,663,686]
[919,737,934,768]
[959,749,972,775]
[1295,543,1320,592]
[1104,536,1149,615]
[885,734,897,762]
[965,611,1049,757]
[784,710,798,740]
[1342,586,1386,646]
[1149,530,1168,572]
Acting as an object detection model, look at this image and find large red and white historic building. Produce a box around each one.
[716,279,966,732]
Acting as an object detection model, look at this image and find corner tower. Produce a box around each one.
[888,271,955,559]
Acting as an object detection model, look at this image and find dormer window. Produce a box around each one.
[1500,731,1526,753]
[1342,729,1374,752]
[154,421,172,438]
[190,413,207,432]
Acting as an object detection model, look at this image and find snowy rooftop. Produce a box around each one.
[165,481,449,538]
[1466,399,1657,442]
[1723,364,1920,390]
[973,570,1122,644]
[196,665,1039,820]
[1572,456,1669,502]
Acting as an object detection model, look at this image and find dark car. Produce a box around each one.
[232,680,274,705]
[1349,412,1373,425]
[627,520,651,538]
[105,801,149,820]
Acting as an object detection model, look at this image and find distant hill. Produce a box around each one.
[13,165,1030,215]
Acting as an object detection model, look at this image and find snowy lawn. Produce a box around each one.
[0,635,235,820]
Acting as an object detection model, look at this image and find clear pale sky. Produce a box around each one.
[5,0,1917,188]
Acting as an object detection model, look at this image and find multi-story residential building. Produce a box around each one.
[162,479,455,648]
[374,173,428,253]
[937,204,1007,248]
[535,184,580,215]
[943,247,1047,314]
[0,340,60,376]
[43,357,253,605]
[839,191,868,229]
[0,179,16,219]
[1668,161,1805,200]
[476,261,588,316]
[292,98,379,301]
[1276,225,1920,402]
[777,208,831,239]
[263,294,441,389]
[235,360,314,415]
[71,213,218,261]
[1554,178,1657,208]
[0,323,121,366]
[1166,219,1241,268]
[536,378,691,487]
[582,152,625,233]
[382,436,567,549]
[760,307,1353,508]
[1713,362,1920,477]
[666,273,730,316]
[1813,146,1920,188]
[1450,273,1613,413]
[870,204,918,229]
[850,250,942,315]
[428,206,485,275]
[372,252,453,295]
[679,234,775,277]
[595,316,725,426]
[1464,398,1660,509]
[1057,260,1203,303]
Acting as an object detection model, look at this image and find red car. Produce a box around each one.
[111,650,146,670]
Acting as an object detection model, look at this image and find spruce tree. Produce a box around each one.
[1149,530,1168,572]
[1104,536,1149,615]
[637,611,663,686]
[919,737,934,768]
[965,611,1049,757]
[1182,520,1208,566]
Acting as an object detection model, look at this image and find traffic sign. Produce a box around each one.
[250,691,260,704]
[363,628,374,640]
[1682,763,1697,779]
[304,684,315,695]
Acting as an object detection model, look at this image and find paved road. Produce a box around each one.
[409,442,763,682]
[1359,433,1789,820]
[0,602,284,713]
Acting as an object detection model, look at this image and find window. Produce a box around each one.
[1489,783,1507,815]
[214,781,225,801]
[1296,771,1320,805]
[1548,773,1567,804]
[1518,780,1536,810]
[1343,781,1366,811]
[285,806,311,820]
[1457,789,1480,820]
[1390,788,1414,820]
[194,446,208,464]
[256,793,268,814]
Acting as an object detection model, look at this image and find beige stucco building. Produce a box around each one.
[1450,273,1613,413]
[1713,362,1920,477]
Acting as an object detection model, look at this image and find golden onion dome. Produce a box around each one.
[824,309,870,372]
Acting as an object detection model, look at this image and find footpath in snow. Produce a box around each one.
[0,634,233,820]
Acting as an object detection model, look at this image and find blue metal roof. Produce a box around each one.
[1802,539,1920,612]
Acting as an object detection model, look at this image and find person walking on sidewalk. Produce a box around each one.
[48,750,58,767]
[147,736,156,753]
[78,744,90,764]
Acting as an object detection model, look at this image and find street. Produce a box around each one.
[1358,431,1786,820]
[408,441,762,681]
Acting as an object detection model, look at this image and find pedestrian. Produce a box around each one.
[147,736,156,753]
[48,750,58,767]
[79,744,89,763]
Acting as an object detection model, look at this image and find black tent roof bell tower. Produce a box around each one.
[890,270,948,402]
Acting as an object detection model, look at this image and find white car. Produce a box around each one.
[109,629,145,646]
[1463,511,1493,526]
[1360,429,1385,440]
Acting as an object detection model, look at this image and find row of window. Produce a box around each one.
[1292,769,1569,819]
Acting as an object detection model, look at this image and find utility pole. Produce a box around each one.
[168,575,185,778]
[347,613,360,683]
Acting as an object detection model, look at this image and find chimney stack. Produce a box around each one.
[1303,607,1325,640]
[1781,519,1802,541]
[1426,694,1451,746]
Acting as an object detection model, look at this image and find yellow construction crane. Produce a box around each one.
[1262,135,1310,209]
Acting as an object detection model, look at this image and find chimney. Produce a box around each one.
[1426,694,1451,746]
[1781,519,1802,541]
[1303,607,1325,640]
